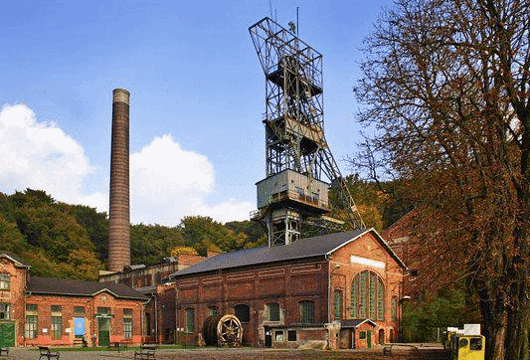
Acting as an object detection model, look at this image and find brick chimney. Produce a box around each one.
[108,88,130,272]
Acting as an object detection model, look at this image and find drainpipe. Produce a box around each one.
[140,296,151,344]
[325,254,331,324]
[153,294,158,344]
[175,286,179,345]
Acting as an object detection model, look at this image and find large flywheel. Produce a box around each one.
[202,314,243,347]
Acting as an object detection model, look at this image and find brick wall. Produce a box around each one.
[162,231,405,348]
[22,292,144,346]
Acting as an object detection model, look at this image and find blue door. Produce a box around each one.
[74,318,85,337]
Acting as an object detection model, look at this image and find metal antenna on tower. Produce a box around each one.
[249,17,365,247]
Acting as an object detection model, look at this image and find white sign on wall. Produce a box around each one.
[350,255,386,270]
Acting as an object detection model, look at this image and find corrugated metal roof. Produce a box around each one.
[170,229,407,279]
[27,277,147,301]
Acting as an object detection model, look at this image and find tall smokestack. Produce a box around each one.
[108,88,130,272]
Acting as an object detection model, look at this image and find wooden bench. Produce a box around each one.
[0,348,8,356]
[39,346,60,360]
[110,340,131,352]
[382,344,393,355]
[134,344,156,360]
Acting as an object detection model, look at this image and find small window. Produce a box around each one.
[0,303,10,320]
[333,291,342,320]
[25,314,38,339]
[267,303,280,321]
[185,308,195,333]
[275,330,284,342]
[0,274,10,290]
[391,296,398,321]
[287,330,297,342]
[124,309,133,340]
[299,301,315,324]
[26,304,38,312]
[51,305,62,314]
[359,331,366,340]
[74,306,85,315]
[296,187,304,196]
[145,313,151,336]
[234,304,250,323]
[208,306,218,316]
[51,314,62,339]
[470,338,483,351]
[97,307,111,315]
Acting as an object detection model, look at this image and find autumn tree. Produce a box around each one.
[353,0,530,359]
[179,216,248,253]
[130,224,185,264]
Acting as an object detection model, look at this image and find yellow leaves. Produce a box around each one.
[169,246,199,257]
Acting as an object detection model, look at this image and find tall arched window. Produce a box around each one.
[350,270,385,320]
[234,304,250,323]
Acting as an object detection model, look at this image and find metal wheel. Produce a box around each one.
[216,314,243,347]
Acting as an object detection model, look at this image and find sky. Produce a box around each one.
[0,0,393,226]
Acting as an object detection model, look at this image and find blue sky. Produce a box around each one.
[0,0,392,225]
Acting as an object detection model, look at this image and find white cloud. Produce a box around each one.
[130,134,253,225]
[0,104,106,207]
[0,104,252,225]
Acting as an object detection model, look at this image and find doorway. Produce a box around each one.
[379,329,385,344]
[98,317,110,346]
[0,321,15,348]
[264,326,272,347]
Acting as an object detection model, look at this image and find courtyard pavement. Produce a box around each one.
[5,344,447,360]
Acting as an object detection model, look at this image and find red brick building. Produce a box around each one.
[0,252,147,348]
[164,229,407,349]
[382,211,426,302]
[98,252,218,343]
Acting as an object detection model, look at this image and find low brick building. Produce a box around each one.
[0,252,147,348]
[98,252,218,343]
[164,229,407,349]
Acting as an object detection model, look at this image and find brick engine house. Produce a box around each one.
[158,228,407,349]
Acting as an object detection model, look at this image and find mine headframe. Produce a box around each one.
[249,17,365,247]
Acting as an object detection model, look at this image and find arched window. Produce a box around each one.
[350,270,385,320]
[391,296,398,321]
[333,290,343,320]
[234,304,250,323]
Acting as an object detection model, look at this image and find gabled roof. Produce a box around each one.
[27,277,147,301]
[0,251,31,269]
[170,228,407,279]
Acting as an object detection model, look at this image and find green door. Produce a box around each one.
[0,321,15,348]
[98,318,110,347]
[366,331,372,349]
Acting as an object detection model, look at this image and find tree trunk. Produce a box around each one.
[479,289,507,360]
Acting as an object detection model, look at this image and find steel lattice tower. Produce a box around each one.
[249,17,365,247]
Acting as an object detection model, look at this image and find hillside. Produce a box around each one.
[0,189,266,280]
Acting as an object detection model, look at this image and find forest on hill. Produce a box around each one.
[0,177,407,281]
[0,189,266,280]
